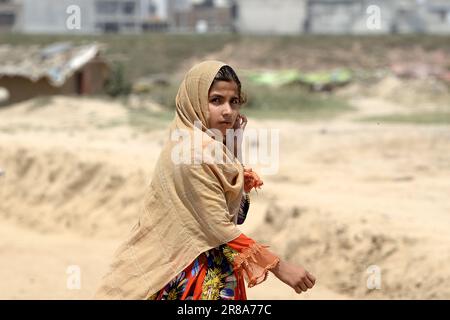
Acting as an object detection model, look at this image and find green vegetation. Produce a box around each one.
[359,111,450,125]
[0,33,237,80]
[104,62,132,97]
[27,96,54,111]
[2,33,449,81]
[123,82,353,122]
[144,84,180,110]
[2,33,448,122]
[126,107,173,131]
[241,83,353,120]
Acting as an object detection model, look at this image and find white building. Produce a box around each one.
[304,0,396,34]
[170,0,234,32]
[234,0,307,34]
[14,0,170,34]
[234,0,450,35]
[18,0,96,34]
[304,0,450,34]
[5,0,450,35]
[361,0,450,34]
[0,0,21,32]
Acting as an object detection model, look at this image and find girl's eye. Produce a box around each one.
[211,97,220,104]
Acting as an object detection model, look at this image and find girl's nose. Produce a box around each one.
[222,102,232,115]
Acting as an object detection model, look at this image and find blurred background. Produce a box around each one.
[0,0,449,299]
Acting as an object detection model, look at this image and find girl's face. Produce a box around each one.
[208,80,241,137]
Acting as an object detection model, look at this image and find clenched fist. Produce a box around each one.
[271,260,316,294]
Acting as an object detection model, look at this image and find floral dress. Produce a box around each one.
[147,193,280,300]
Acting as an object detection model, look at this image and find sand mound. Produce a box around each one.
[1,95,449,299]
[0,95,168,135]
[0,144,150,238]
[339,75,450,111]
[0,96,129,130]
[253,203,450,299]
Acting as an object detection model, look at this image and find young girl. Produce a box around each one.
[95,60,316,300]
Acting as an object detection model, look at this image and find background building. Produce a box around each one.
[0,0,21,32]
[0,42,110,104]
[234,0,307,34]
[1,0,449,35]
[11,0,170,34]
[171,0,234,32]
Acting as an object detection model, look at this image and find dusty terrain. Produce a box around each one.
[0,84,449,299]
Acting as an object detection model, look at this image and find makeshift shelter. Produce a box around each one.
[0,42,110,105]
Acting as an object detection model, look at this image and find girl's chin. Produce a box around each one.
[211,123,233,133]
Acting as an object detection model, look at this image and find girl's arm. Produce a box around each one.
[226,233,316,293]
[270,259,316,294]
[231,116,315,293]
[226,233,280,287]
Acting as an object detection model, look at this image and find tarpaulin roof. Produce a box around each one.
[0,42,104,87]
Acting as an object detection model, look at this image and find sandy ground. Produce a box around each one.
[0,93,449,299]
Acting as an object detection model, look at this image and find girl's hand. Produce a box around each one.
[243,167,263,193]
[271,260,316,294]
[230,114,248,159]
[233,114,248,131]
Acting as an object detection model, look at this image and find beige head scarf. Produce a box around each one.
[95,60,245,299]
